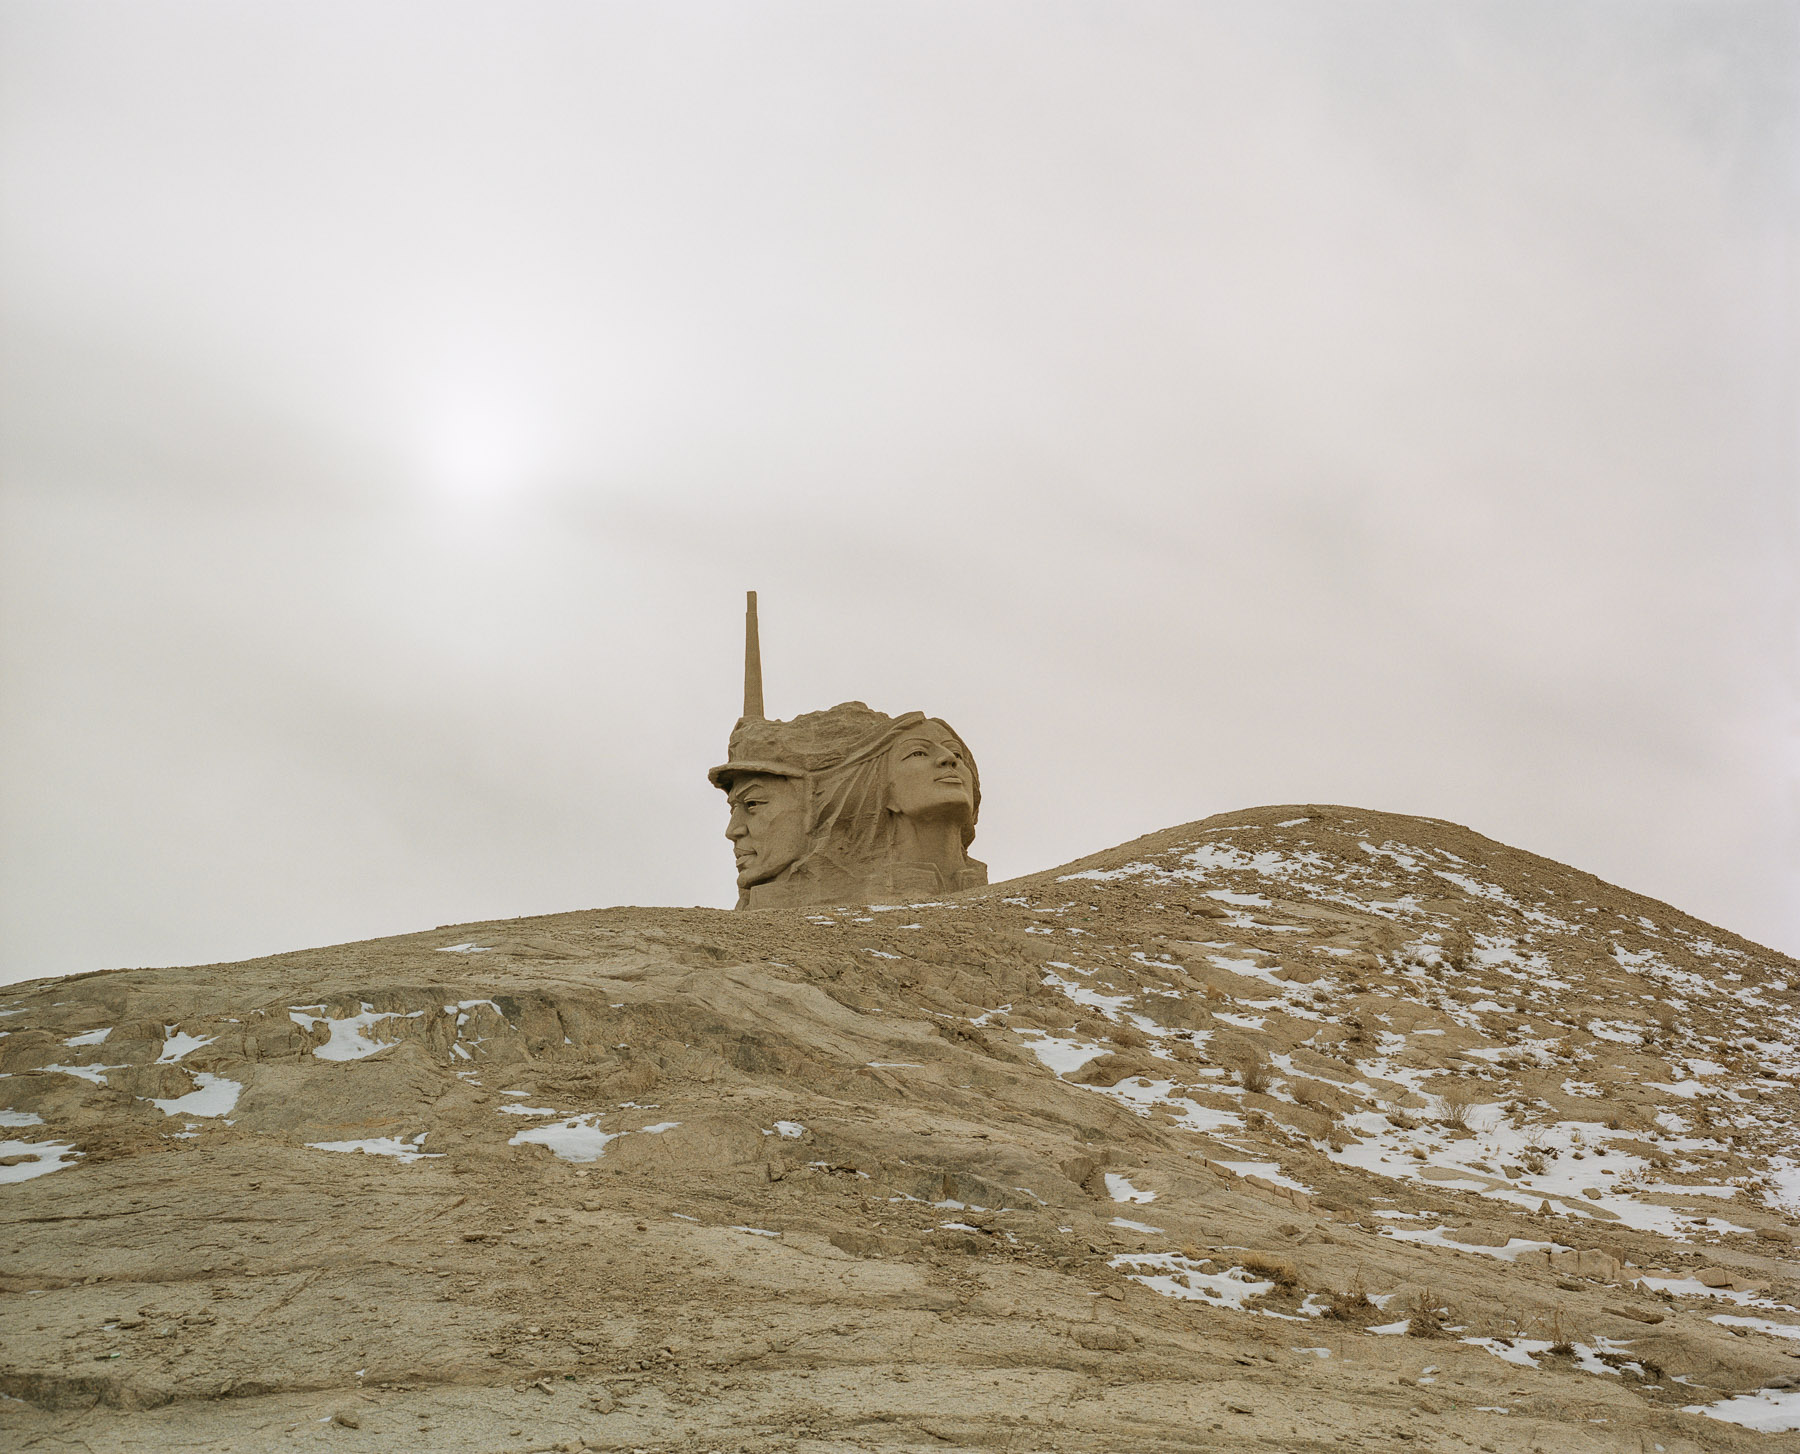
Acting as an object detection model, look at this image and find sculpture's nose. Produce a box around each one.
[726,815,748,840]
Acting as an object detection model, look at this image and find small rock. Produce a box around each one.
[1695,1267,1735,1288]
[331,1409,361,1429]
[1549,1248,1623,1284]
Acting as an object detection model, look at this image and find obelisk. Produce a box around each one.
[743,590,764,721]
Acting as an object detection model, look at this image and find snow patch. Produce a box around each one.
[149,1073,241,1118]
[1688,1389,1800,1433]
[0,1138,79,1183]
[1378,1224,1564,1261]
[1105,1172,1156,1204]
[290,1005,423,1061]
[157,1030,216,1064]
[308,1134,441,1163]
[508,1115,681,1164]
[1112,1251,1274,1309]
[42,1062,123,1085]
[1217,1159,1313,1193]
[1712,1315,1800,1341]
[509,1115,622,1162]
[1014,1032,1108,1076]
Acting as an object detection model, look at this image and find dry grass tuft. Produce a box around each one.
[1438,1081,1481,1130]
[1406,1289,1448,1338]
[1326,1274,1374,1320]
[1240,1252,1298,1288]
[1547,1309,1575,1357]
[1235,1053,1275,1095]
[1291,1078,1338,1116]
[1440,929,1476,971]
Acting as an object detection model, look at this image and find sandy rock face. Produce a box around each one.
[4,803,1800,1451]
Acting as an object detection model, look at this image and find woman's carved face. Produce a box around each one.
[884,731,975,821]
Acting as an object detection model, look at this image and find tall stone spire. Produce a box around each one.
[743,589,764,720]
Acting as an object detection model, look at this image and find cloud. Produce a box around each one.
[2,2,1794,978]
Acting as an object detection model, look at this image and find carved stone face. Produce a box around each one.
[884,730,975,823]
[725,773,808,890]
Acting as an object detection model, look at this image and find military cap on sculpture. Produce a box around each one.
[710,592,987,910]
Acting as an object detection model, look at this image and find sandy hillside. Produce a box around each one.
[4,804,1800,1453]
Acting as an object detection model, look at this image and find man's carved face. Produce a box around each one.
[725,773,808,890]
[885,730,975,822]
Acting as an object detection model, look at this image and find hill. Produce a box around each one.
[4,805,1799,1451]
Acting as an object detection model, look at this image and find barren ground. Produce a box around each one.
[5,805,1800,1452]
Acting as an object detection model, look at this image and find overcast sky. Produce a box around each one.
[2,1,1795,984]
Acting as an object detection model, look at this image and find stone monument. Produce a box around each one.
[709,592,988,909]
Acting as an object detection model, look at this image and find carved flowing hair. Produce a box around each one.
[806,711,981,868]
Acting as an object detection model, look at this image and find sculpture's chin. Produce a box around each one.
[737,860,796,891]
[902,794,975,823]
